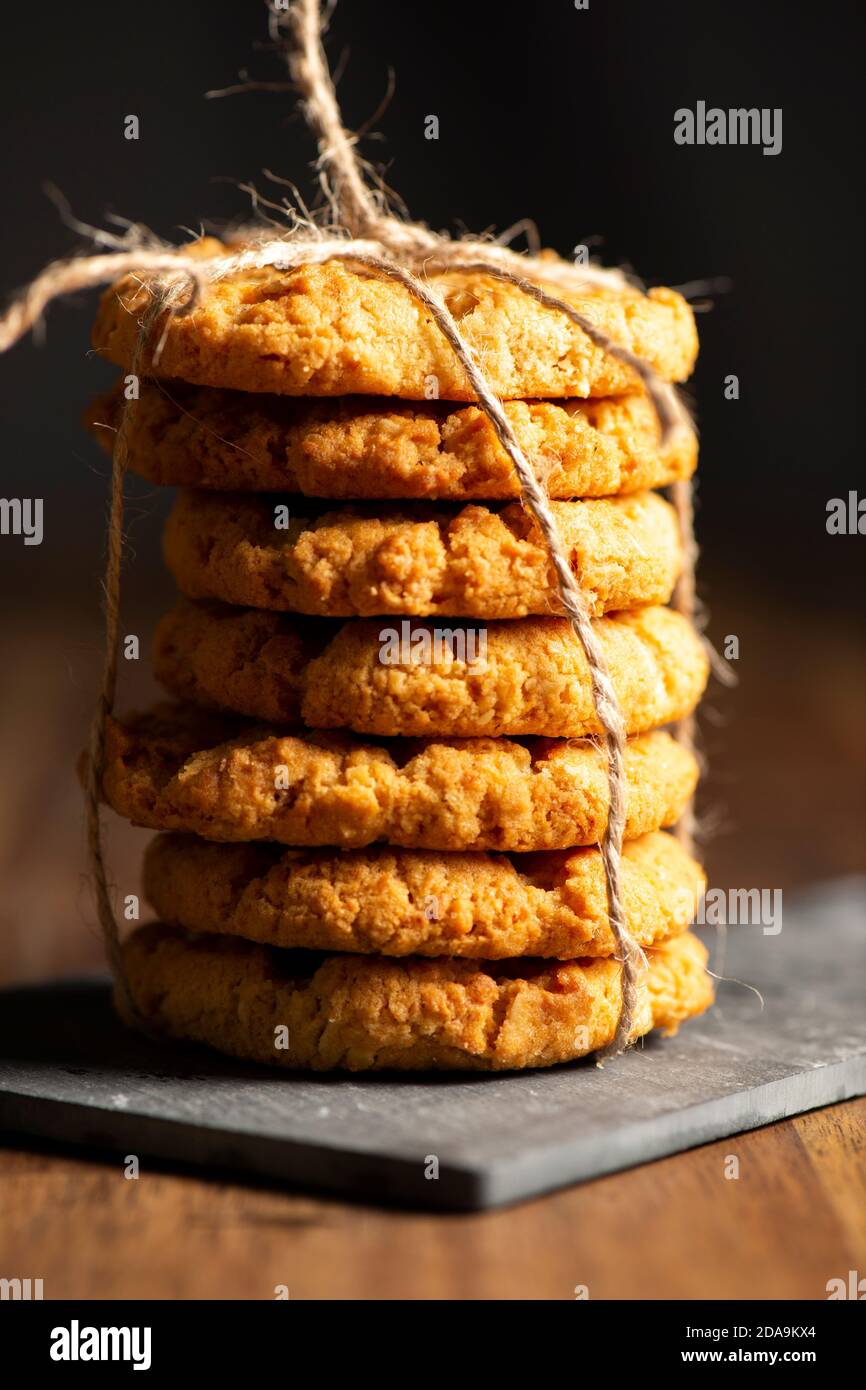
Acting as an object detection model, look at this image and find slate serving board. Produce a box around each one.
[1,877,864,1210]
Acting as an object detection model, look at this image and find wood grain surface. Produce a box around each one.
[0,598,864,1300]
[1,1102,863,1300]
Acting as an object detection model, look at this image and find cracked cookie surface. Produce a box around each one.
[163,488,683,618]
[153,601,709,737]
[144,829,705,959]
[92,256,698,400]
[99,704,699,851]
[118,925,713,1071]
[86,379,697,498]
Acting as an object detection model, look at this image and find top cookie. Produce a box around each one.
[92,257,698,401]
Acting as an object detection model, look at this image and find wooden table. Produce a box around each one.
[1,1103,863,1300]
[1,596,864,1299]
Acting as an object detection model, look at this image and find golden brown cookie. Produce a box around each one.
[100,704,699,852]
[163,489,683,619]
[92,257,698,400]
[86,379,697,499]
[153,601,709,737]
[118,925,713,1071]
[151,601,322,724]
[143,830,705,960]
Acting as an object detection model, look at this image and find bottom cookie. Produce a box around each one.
[118,926,713,1072]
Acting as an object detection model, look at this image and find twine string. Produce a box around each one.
[0,0,699,1058]
[0,254,206,354]
[335,250,645,1055]
[283,0,383,240]
[82,350,137,1023]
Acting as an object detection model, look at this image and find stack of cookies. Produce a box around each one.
[88,249,713,1071]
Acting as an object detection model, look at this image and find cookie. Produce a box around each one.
[92,256,698,400]
[86,379,697,499]
[152,601,322,724]
[143,830,705,960]
[163,488,683,619]
[153,601,709,737]
[99,704,699,852]
[118,925,713,1071]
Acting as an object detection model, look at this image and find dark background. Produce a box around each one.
[0,0,863,979]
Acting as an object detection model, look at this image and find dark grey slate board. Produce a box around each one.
[0,878,864,1210]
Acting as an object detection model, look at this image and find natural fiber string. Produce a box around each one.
[0,0,700,1058]
[79,303,188,1030]
[324,250,645,1056]
[0,254,208,353]
[283,0,682,1054]
[82,366,137,1023]
[285,0,384,242]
